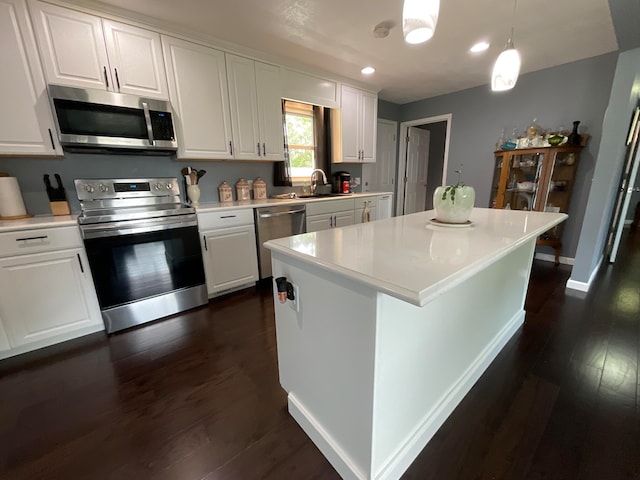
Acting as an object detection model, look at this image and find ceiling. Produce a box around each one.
[69,0,619,104]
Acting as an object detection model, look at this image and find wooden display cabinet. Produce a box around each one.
[489,144,583,264]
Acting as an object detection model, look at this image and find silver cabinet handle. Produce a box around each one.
[229,141,233,156]
[220,215,237,219]
[77,253,84,273]
[262,143,266,156]
[103,66,109,88]
[114,68,120,91]
[257,143,261,156]
[203,234,208,251]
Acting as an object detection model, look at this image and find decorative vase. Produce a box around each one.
[433,185,475,224]
[187,184,201,205]
[568,121,581,146]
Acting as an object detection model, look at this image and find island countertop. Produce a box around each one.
[265,207,567,307]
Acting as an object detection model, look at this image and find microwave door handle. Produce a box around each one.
[142,102,155,146]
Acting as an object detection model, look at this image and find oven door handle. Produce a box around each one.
[81,216,197,239]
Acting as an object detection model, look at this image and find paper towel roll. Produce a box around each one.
[0,177,28,218]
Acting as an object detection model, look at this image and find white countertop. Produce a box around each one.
[0,214,78,233]
[265,208,567,307]
[194,192,392,213]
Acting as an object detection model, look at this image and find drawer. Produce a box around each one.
[306,198,355,216]
[0,226,83,258]
[197,208,254,230]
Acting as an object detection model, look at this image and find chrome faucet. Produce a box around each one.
[310,169,328,194]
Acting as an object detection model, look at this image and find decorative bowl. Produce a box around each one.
[500,141,517,150]
[548,135,564,146]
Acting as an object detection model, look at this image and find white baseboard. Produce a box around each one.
[534,252,574,265]
[566,256,603,293]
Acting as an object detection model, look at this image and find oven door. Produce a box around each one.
[82,217,206,332]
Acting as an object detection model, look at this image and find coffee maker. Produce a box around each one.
[332,171,351,194]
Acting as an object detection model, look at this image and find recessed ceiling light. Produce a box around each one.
[361,66,376,75]
[470,41,490,53]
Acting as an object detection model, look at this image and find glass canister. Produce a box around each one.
[218,180,233,202]
[235,178,251,201]
[253,177,267,200]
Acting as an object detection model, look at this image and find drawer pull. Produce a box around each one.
[203,234,208,251]
[16,235,48,242]
[77,254,84,273]
[220,215,237,219]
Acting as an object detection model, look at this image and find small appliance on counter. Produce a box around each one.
[0,174,31,220]
[333,171,351,194]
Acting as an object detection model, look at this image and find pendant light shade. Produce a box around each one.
[403,0,440,44]
[491,38,521,91]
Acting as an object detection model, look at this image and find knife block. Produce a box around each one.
[50,201,70,216]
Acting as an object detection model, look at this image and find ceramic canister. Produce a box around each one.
[218,180,233,202]
[236,178,251,201]
[253,177,267,200]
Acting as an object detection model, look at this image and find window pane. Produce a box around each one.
[289,148,314,168]
[286,114,314,146]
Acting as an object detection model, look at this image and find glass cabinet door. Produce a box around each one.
[489,153,505,207]
[540,149,578,213]
[503,152,544,211]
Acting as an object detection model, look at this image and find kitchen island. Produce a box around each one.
[265,208,567,480]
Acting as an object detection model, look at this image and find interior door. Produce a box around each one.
[606,106,640,263]
[403,127,430,214]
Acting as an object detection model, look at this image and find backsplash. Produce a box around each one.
[0,153,362,215]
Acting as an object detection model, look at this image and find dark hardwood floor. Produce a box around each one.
[1,232,639,479]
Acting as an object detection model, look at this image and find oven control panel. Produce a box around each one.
[75,178,180,201]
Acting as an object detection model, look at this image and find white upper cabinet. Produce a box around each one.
[29,1,168,99]
[226,54,284,161]
[162,35,233,160]
[0,0,60,156]
[101,19,168,98]
[332,85,378,163]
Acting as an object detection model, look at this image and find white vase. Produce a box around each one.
[433,185,475,223]
[187,184,201,205]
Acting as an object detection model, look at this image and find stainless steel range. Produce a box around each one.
[75,177,207,333]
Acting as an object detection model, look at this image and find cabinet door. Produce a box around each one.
[30,1,112,90]
[334,210,355,228]
[162,36,233,160]
[255,62,285,160]
[202,225,259,295]
[338,85,360,163]
[360,91,378,163]
[355,207,377,224]
[102,19,168,99]
[0,249,102,347]
[306,213,332,232]
[226,54,261,160]
[0,0,60,156]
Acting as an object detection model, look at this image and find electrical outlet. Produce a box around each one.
[288,283,299,312]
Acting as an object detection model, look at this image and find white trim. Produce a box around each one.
[396,114,452,216]
[534,252,575,265]
[566,255,603,292]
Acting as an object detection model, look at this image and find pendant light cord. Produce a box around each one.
[509,0,518,42]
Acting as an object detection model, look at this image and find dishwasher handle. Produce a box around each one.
[258,207,306,219]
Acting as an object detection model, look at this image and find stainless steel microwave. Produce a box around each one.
[48,85,177,153]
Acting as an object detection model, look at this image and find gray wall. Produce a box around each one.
[571,47,640,282]
[378,100,401,122]
[0,153,274,215]
[398,52,618,258]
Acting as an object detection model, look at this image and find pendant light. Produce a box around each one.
[491,0,520,91]
[403,0,440,45]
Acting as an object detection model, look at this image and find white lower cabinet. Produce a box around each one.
[0,226,103,359]
[198,209,259,296]
[306,198,356,232]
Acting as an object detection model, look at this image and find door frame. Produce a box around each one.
[363,118,398,196]
[397,114,452,216]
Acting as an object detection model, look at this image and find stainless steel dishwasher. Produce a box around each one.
[255,204,306,279]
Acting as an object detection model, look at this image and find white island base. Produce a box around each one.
[267,209,566,480]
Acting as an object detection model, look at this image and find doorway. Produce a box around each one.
[397,114,452,216]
